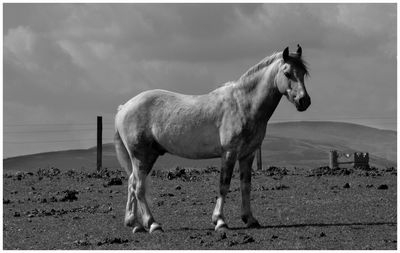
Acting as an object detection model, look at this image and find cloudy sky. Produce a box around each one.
[3,3,397,158]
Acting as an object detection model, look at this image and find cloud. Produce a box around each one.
[86,41,115,60]
[4,26,37,71]
[58,40,88,68]
[336,4,395,36]
[4,26,35,54]
[3,3,397,157]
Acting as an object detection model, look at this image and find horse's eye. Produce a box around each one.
[284,72,291,79]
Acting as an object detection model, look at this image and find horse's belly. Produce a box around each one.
[154,124,221,159]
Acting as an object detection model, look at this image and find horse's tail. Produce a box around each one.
[114,127,132,176]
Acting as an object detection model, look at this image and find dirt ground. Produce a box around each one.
[3,165,397,250]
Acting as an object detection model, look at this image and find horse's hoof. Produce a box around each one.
[149,223,164,234]
[132,225,146,234]
[215,220,229,232]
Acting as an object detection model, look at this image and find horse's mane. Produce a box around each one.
[239,52,281,80]
[239,51,309,81]
[218,51,309,89]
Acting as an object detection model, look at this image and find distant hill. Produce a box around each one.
[3,121,396,172]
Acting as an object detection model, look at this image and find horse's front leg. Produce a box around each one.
[239,152,261,228]
[212,151,236,231]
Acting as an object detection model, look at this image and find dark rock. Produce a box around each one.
[343,183,350,188]
[160,193,174,197]
[310,167,353,177]
[104,177,123,187]
[73,239,91,246]
[97,237,128,246]
[275,184,289,190]
[216,231,227,241]
[175,185,182,190]
[59,190,78,202]
[385,167,396,172]
[4,173,12,178]
[320,232,326,237]
[241,235,255,244]
[49,196,58,202]
[14,212,21,217]
[225,240,238,247]
[377,184,388,190]
[262,166,288,177]
[37,167,61,178]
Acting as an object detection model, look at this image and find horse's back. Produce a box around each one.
[119,89,172,110]
[116,89,224,159]
[116,89,195,125]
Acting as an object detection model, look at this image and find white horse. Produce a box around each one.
[114,45,310,233]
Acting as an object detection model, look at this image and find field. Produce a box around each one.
[3,165,397,250]
[3,122,397,249]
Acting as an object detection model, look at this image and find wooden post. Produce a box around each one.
[256,147,262,171]
[97,116,102,171]
[329,150,338,169]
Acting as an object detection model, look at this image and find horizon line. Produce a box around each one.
[3,120,396,160]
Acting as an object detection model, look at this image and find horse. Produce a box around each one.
[114,45,311,234]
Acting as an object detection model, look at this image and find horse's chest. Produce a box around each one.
[240,124,266,150]
[222,118,266,155]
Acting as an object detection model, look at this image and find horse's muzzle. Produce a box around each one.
[295,94,311,112]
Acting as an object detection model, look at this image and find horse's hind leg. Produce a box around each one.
[239,153,261,228]
[131,153,163,233]
[125,173,146,233]
[114,132,145,232]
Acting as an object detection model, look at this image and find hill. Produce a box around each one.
[3,121,396,172]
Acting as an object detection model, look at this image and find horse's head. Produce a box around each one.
[276,45,311,112]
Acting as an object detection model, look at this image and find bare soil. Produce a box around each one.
[3,166,397,250]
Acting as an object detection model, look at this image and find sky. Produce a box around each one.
[3,3,397,158]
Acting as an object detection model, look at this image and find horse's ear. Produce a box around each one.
[297,44,302,58]
[282,47,289,62]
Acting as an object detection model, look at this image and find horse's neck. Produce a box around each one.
[235,65,282,123]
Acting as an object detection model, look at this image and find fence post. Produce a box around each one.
[329,150,338,169]
[97,116,102,171]
[256,146,262,170]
